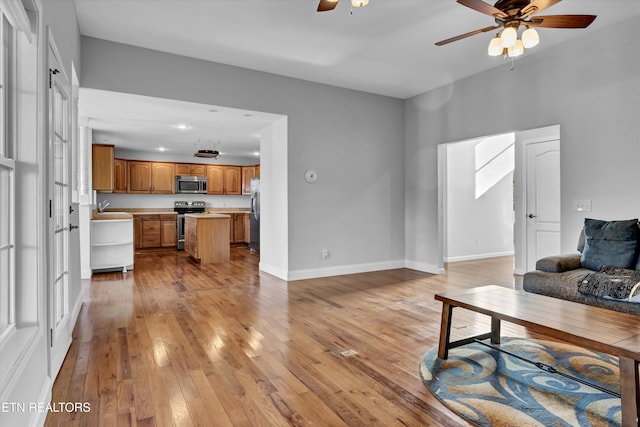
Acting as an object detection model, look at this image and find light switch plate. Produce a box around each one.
[573,200,592,212]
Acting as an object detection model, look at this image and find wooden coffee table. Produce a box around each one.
[435,285,640,427]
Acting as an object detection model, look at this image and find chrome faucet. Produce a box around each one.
[97,200,110,213]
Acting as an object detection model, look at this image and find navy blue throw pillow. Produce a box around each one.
[580,218,639,271]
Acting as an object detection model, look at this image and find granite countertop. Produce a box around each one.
[91,211,133,220]
[184,213,231,219]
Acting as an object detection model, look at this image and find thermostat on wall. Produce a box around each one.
[305,170,318,183]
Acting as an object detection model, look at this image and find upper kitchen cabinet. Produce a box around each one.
[127,161,152,193]
[207,165,242,195]
[206,165,224,195]
[255,164,260,177]
[152,162,175,193]
[114,159,127,193]
[241,166,255,195]
[176,163,206,176]
[224,166,242,195]
[92,144,115,192]
[128,161,175,193]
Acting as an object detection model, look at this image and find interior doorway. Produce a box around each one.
[438,125,560,275]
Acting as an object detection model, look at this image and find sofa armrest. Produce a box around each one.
[535,254,582,273]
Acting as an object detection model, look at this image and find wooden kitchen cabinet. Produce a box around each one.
[228,213,249,244]
[241,166,255,195]
[141,214,161,248]
[224,166,242,195]
[255,164,260,177]
[151,162,175,193]
[185,214,230,264]
[128,161,175,194]
[128,161,152,193]
[232,213,246,243]
[244,213,250,243]
[176,163,207,176]
[92,144,115,192]
[160,214,177,247]
[133,215,142,249]
[206,165,224,194]
[114,158,127,193]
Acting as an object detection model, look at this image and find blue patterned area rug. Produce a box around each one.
[419,337,621,427]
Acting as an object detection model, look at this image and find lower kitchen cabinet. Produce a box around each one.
[231,213,249,243]
[160,214,177,247]
[185,214,230,264]
[135,213,177,249]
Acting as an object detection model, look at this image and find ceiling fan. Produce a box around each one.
[435,0,596,56]
[317,0,369,13]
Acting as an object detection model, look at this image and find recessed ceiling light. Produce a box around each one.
[173,123,190,130]
[244,113,253,117]
[253,151,260,156]
[158,147,167,152]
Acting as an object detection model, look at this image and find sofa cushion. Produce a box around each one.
[580,218,639,271]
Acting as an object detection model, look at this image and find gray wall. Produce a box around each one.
[405,16,640,270]
[81,37,406,276]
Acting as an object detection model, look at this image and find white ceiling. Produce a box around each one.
[75,0,640,156]
[79,89,282,157]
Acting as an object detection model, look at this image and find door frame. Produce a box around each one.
[437,124,560,275]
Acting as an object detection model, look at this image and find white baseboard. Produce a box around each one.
[258,262,288,281]
[445,251,514,263]
[404,260,445,274]
[32,377,53,427]
[286,260,406,281]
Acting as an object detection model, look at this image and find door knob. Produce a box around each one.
[528,214,536,218]
[69,224,79,231]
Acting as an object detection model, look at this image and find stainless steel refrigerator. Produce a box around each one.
[250,177,260,253]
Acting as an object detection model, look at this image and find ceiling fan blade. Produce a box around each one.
[528,15,597,29]
[456,0,507,20]
[435,25,500,46]
[317,0,339,12]
[520,0,562,17]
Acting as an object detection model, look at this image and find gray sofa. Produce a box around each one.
[523,219,640,316]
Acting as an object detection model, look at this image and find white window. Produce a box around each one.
[0,7,16,337]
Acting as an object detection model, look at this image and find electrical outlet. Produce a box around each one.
[322,249,329,259]
[573,200,592,212]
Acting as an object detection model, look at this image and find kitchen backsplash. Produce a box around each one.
[98,193,251,209]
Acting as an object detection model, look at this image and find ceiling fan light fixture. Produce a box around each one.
[488,36,503,56]
[500,26,517,48]
[522,27,540,48]
[508,39,525,57]
[351,0,368,7]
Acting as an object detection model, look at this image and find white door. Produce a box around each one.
[525,140,561,271]
[48,41,72,378]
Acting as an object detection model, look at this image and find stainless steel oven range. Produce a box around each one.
[174,200,206,250]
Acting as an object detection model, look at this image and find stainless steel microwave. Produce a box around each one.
[175,176,207,194]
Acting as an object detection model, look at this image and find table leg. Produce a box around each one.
[490,316,501,345]
[619,356,639,427]
[437,303,453,360]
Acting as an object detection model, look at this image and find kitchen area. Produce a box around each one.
[89,146,261,274]
[79,89,273,278]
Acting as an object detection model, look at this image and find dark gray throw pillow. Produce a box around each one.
[580,218,639,271]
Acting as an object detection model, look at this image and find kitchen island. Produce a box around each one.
[184,213,231,264]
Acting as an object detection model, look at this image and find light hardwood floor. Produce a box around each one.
[46,249,527,426]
